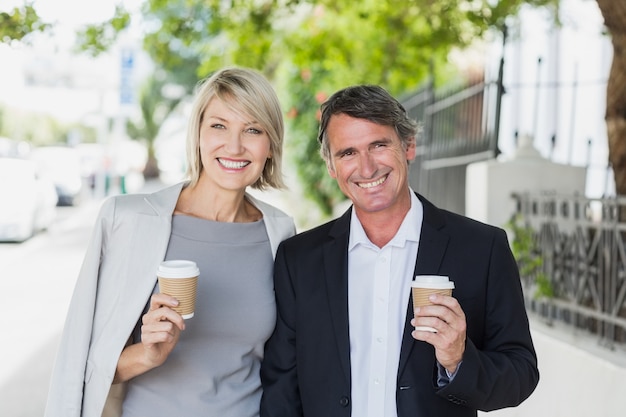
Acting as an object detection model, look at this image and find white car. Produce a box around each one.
[0,158,58,242]
[30,146,83,206]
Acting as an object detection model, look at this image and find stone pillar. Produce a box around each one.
[465,134,587,229]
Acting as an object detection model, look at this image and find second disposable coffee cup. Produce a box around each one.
[157,260,200,319]
[411,275,455,332]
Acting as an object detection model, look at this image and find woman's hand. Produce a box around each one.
[140,293,186,368]
[113,293,185,383]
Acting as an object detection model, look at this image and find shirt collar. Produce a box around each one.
[348,189,423,251]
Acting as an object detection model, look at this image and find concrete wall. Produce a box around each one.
[466,134,587,229]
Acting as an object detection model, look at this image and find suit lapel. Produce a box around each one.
[398,194,449,375]
[324,209,352,383]
[324,195,451,382]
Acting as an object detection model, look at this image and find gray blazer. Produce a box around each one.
[44,182,296,417]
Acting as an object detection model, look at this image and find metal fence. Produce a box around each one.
[403,69,503,215]
[513,192,626,352]
[399,54,626,352]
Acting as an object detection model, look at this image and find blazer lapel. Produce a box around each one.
[120,183,185,333]
[138,181,185,281]
[398,193,449,375]
[324,208,352,383]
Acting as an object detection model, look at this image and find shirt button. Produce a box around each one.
[374,378,380,385]
[377,337,383,343]
[380,257,387,263]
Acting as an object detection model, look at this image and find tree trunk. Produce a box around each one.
[597,0,626,195]
[143,155,160,179]
[143,142,160,179]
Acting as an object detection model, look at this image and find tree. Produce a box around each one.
[596,1,626,197]
[126,72,185,179]
[4,0,562,215]
[270,0,560,214]
[126,0,557,215]
[0,3,49,44]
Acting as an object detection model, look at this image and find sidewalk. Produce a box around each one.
[0,179,167,417]
[479,318,626,417]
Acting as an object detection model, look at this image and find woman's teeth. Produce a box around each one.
[218,158,249,169]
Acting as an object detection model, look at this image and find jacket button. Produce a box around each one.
[447,395,461,404]
[339,396,350,407]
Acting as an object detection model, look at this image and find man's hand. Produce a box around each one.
[411,294,466,373]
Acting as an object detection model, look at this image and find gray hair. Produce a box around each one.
[317,85,419,162]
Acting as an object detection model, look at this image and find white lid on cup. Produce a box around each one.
[157,260,199,278]
[411,275,455,289]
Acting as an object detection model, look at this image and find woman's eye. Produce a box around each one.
[246,127,263,134]
[211,123,226,129]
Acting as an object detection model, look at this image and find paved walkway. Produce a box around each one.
[0,179,166,417]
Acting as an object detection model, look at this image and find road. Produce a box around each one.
[0,197,103,417]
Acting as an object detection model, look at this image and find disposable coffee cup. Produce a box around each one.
[411,275,455,332]
[157,260,200,319]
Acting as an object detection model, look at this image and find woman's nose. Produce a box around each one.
[225,131,244,154]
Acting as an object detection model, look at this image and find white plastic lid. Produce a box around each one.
[157,260,199,278]
[411,275,455,289]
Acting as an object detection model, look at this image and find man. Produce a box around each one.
[260,85,539,417]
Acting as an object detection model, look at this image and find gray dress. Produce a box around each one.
[122,214,274,417]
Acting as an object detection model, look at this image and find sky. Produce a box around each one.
[4,0,136,23]
[0,1,146,123]
[4,0,121,34]
[1,1,144,54]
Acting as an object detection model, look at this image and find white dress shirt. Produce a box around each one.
[348,191,423,417]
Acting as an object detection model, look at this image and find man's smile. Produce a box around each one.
[357,174,388,189]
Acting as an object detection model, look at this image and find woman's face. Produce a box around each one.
[198,97,271,192]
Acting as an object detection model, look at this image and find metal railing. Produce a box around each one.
[512,192,626,351]
[403,76,501,215]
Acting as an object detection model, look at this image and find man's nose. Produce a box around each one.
[358,152,377,177]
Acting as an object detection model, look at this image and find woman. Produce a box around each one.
[44,67,296,417]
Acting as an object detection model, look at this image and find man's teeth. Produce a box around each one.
[358,176,386,188]
[218,159,249,169]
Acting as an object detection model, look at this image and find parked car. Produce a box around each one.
[29,146,83,206]
[0,158,58,242]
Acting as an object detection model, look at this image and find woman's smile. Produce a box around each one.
[217,157,251,170]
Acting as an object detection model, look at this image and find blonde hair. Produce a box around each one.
[185,67,285,190]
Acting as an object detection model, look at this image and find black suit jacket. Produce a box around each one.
[261,193,539,417]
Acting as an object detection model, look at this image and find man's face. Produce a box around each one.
[326,113,415,217]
